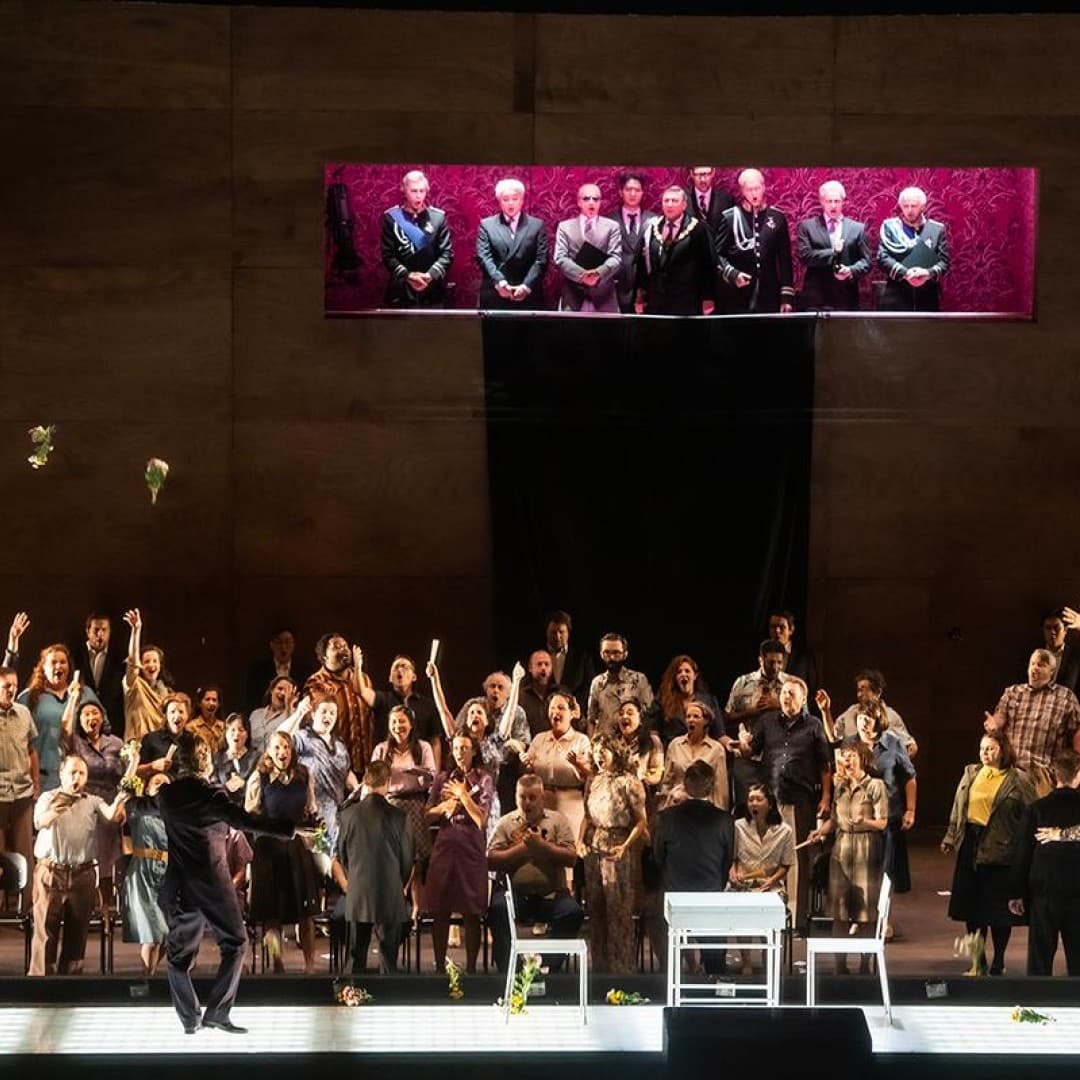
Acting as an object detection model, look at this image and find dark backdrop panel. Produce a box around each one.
[483,316,815,697]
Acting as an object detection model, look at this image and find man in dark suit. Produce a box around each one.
[686,166,735,309]
[716,168,796,314]
[653,760,734,973]
[796,180,872,311]
[476,178,549,310]
[157,732,292,1034]
[71,613,123,735]
[331,759,413,974]
[554,183,622,312]
[635,186,715,316]
[1042,610,1080,695]
[1010,749,1080,975]
[379,169,453,308]
[605,172,658,313]
[245,627,301,714]
[877,185,949,311]
[544,610,595,709]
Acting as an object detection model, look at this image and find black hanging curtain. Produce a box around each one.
[483,315,816,693]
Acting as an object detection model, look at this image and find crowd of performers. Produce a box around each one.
[2,603,1080,1012]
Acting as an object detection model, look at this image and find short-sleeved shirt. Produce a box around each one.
[843,731,915,823]
[33,789,110,864]
[488,807,575,897]
[994,681,1080,772]
[521,729,591,790]
[0,703,38,801]
[18,686,102,795]
[587,668,654,735]
[733,818,796,879]
[749,709,831,806]
[139,727,180,765]
[726,670,789,716]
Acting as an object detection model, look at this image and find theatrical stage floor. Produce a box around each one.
[2,1002,1080,1056]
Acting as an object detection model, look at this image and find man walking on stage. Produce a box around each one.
[157,732,292,1034]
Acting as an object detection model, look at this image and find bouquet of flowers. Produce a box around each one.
[310,821,331,856]
[1011,1006,1054,1025]
[145,457,170,505]
[506,954,542,1015]
[446,956,464,1000]
[606,988,650,1006]
[333,980,373,1007]
[119,774,145,798]
[27,425,56,469]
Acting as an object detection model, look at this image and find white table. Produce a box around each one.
[664,891,786,1007]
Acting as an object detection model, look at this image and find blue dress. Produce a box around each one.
[123,797,169,943]
[19,686,102,794]
[294,727,351,850]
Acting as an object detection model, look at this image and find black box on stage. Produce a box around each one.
[663,1007,872,1075]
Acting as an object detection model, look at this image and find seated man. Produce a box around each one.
[30,755,129,974]
[487,774,583,973]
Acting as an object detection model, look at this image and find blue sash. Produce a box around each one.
[389,207,431,253]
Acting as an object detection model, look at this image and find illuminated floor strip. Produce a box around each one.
[0,1004,1077,1056]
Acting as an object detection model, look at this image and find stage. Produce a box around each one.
[4,1000,1080,1079]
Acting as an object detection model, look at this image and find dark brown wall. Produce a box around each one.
[3,4,1080,819]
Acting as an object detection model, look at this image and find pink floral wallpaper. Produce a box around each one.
[324,164,1036,316]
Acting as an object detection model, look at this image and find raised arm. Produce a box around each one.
[498,662,525,741]
[4,611,29,669]
[275,695,312,737]
[122,608,142,683]
[59,670,83,751]
[352,647,377,708]
[426,660,456,741]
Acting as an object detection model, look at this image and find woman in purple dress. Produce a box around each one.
[424,731,493,974]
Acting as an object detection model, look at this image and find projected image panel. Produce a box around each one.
[324,165,1036,318]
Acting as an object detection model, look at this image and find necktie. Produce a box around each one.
[664,221,676,244]
[584,218,594,238]
[627,213,638,242]
[699,194,708,216]
[828,218,837,233]
[508,217,517,238]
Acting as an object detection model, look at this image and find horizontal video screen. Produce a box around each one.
[324,165,1036,318]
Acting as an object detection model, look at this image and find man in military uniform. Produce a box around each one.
[877,185,949,312]
[379,170,453,308]
[716,169,795,314]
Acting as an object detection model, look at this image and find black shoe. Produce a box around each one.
[202,1017,248,1034]
[183,1023,200,1035]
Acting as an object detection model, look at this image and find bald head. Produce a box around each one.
[738,169,766,209]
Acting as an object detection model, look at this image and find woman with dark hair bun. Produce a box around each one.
[578,733,647,973]
[941,731,1034,976]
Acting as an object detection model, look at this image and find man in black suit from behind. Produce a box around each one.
[652,760,734,973]
[332,758,414,974]
[71,613,123,735]
[1010,749,1080,975]
[476,177,549,310]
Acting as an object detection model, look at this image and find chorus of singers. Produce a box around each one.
[375,167,949,316]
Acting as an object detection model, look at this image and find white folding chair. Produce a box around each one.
[502,884,588,1024]
[805,872,892,1024]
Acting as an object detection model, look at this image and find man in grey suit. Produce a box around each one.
[796,180,872,311]
[877,185,949,312]
[476,178,549,310]
[554,183,622,312]
[605,173,658,313]
[331,759,414,974]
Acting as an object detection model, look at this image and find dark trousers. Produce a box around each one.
[349,920,404,974]
[1027,894,1080,976]
[162,874,247,1029]
[0,797,33,911]
[488,888,584,974]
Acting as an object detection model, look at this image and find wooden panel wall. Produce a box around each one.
[3,3,1080,818]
